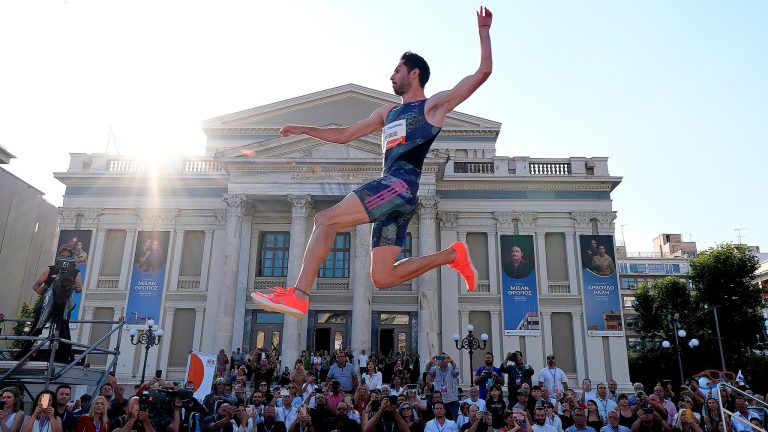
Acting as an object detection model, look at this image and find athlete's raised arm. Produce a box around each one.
[280,103,395,144]
[426,6,493,125]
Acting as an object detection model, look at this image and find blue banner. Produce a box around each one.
[125,231,170,330]
[579,235,623,336]
[500,235,540,336]
[56,230,93,324]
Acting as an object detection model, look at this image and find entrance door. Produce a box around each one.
[315,328,331,353]
[379,329,395,355]
[252,325,282,352]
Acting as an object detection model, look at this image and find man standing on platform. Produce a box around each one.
[327,353,359,393]
[474,353,504,401]
[252,7,494,317]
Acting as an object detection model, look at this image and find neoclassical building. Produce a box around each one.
[56,84,628,387]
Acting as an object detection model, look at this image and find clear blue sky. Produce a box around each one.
[0,0,765,253]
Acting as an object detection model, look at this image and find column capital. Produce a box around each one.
[136,208,179,226]
[287,194,314,217]
[437,211,459,228]
[570,211,616,228]
[224,194,247,217]
[59,207,103,225]
[418,195,440,220]
[493,211,537,229]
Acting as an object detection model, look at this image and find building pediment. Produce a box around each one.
[202,84,501,131]
[217,132,383,160]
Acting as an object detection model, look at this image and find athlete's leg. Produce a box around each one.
[293,192,370,297]
[370,245,456,289]
[295,193,369,297]
[251,192,370,317]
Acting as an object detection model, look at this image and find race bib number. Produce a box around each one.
[383,119,406,151]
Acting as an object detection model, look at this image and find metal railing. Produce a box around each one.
[717,382,767,432]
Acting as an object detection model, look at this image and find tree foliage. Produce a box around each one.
[688,244,767,360]
[12,297,37,350]
[631,244,768,391]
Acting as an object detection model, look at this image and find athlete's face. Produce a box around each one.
[391,62,412,96]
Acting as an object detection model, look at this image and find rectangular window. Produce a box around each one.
[618,262,629,274]
[319,233,350,278]
[627,337,642,352]
[467,233,490,280]
[168,309,196,367]
[623,296,635,309]
[647,264,665,274]
[100,230,126,277]
[629,263,647,273]
[666,264,681,274]
[258,232,290,277]
[621,278,636,289]
[545,233,568,281]
[397,233,413,261]
[179,231,205,277]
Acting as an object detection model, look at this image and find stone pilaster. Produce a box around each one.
[281,195,313,369]
[351,224,373,358]
[417,195,440,362]
[215,193,246,353]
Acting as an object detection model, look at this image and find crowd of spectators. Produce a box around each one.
[2,350,765,432]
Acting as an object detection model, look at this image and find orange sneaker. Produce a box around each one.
[250,287,309,318]
[448,241,478,292]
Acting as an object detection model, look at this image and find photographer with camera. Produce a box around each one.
[203,404,237,432]
[460,405,491,432]
[503,352,534,406]
[110,396,155,432]
[474,353,504,402]
[17,247,83,363]
[629,406,671,432]
[363,396,408,432]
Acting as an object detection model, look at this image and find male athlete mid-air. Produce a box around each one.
[252,7,494,317]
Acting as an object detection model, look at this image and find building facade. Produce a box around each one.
[55,84,630,387]
[617,254,692,353]
[0,144,60,317]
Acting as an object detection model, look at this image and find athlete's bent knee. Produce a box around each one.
[371,272,397,289]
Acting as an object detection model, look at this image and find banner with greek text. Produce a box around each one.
[56,230,93,324]
[579,234,624,336]
[125,231,170,330]
[500,235,540,335]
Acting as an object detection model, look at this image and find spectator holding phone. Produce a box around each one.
[503,352,534,407]
[22,391,61,432]
[474,353,503,401]
[429,354,460,420]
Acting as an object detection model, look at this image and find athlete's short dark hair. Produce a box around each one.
[400,51,430,88]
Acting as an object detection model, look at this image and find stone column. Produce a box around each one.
[233,214,253,350]
[281,195,313,370]
[541,311,553,356]
[438,211,460,362]
[215,193,246,353]
[417,195,440,362]
[572,311,586,384]
[351,224,373,358]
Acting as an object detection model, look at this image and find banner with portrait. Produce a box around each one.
[499,235,540,335]
[56,230,93,324]
[125,231,170,330]
[579,234,623,336]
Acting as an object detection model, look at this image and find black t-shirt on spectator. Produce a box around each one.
[635,421,664,432]
[256,421,287,432]
[253,369,274,388]
[110,415,145,432]
[461,422,490,432]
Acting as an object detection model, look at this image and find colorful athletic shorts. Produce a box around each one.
[353,173,419,248]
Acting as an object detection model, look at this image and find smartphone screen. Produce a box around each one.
[40,394,51,409]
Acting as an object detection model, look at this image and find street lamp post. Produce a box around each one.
[662,314,698,386]
[452,324,489,376]
[128,319,164,384]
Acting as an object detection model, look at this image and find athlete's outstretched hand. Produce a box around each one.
[280,125,302,137]
[477,6,492,28]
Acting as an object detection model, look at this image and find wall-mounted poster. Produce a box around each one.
[579,235,624,336]
[56,230,93,324]
[500,235,540,336]
[125,231,170,330]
